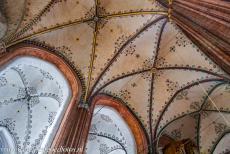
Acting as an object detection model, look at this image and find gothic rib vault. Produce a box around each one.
[0,56,71,153]
[0,0,230,154]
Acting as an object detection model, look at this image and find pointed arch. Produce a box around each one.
[0,44,83,152]
[211,131,230,154]
[86,94,149,154]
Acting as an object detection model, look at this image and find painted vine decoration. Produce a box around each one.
[0,0,229,153]
[0,57,68,153]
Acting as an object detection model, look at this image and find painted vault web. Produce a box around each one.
[0,57,71,153]
[86,105,137,154]
[0,0,230,153]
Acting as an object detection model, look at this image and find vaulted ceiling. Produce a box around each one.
[86,105,137,154]
[0,57,71,153]
[0,0,230,153]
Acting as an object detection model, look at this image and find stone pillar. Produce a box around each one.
[158,0,230,73]
[51,105,91,154]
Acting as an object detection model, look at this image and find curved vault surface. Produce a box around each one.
[0,56,71,153]
[0,127,16,154]
[1,0,230,153]
[86,105,136,154]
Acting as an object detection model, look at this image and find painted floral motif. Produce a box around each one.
[85,6,108,30]
[190,101,201,111]
[190,101,211,119]
[4,0,230,153]
[0,77,7,87]
[0,118,20,150]
[176,90,189,100]
[27,87,37,95]
[30,126,49,153]
[99,144,110,154]
[169,46,176,52]
[48,112,57,126]
[23,109,33,151]
[97,6,108,15]
[123,43,136,56]
[141,58,153,80]
[55,46,73,62]
[156,57,168,67]
[171,128,182,140]
[131,83,137,88]
[85,6,95,19]
[214,122,228,135]
[17,87,27,99]
[90,124,98,133]
[115,35,130,52]
[39,92,62,106]
[28,96,40,108]
[176,34,189,47]
[202,110,209,119]
[11,66,28,86]
[86,107,132,154]
[88,134,97,141]
[142,58,153,69]
[141,72,151,80]
[0,118,16,132]
[119,89,131,101]
[40,69,54,80]
[201,101,213,110]
[166,79,180,93]
[15,85,41,108]
[101,114,113,123]
[0,62,64,153]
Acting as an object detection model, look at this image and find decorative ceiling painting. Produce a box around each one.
[0,0,229,154]
[0,56,71,153]
[85,105,137,154]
